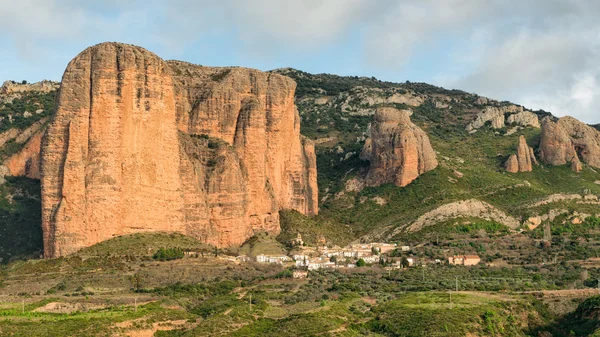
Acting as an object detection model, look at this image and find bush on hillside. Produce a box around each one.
[153,247,184,261]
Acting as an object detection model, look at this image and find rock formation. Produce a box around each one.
[0,80,58,95]
[466,105,540,131]
[41,43,317,257]
[4,130,43,179]
[539,116,600,170]
[405,199,521,232]
[1,118,49,179]
[505,136,535,173]
[572,155,583,173]
[360,107,438,187]
[507,111,540,128]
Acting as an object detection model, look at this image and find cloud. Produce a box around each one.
[0,0,599,123]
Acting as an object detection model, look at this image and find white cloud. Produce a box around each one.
[0,0,599,123]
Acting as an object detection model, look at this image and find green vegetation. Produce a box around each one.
[236,232,287,257]
[270,68,600,251]
[0,90,55,132]
[77,232,213,258]
[153,247,185,261]
[369,293,530,337]
[0,176,43,263]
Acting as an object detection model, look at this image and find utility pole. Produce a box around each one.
[22,300,24,314]
[249,294,252,311]
[422,268,425,282]
[455,276,458,292]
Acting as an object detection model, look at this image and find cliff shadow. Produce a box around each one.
[0,176,43,263]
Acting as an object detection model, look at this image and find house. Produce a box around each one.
[361,255,380,264]
[295,260,308,267]
[291,233,304,246]
[448,255,480,266]
[236,255,251,262]
[293,270,309,279]
[401,246,410,252]
[406,257,415,267]
[256,254,291,264]
[308,262,321,270]
[374,243,396,254]
[463,255,481,266]
[293,254,309,261]
[448,256,464,265]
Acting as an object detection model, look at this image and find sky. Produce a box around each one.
[0,0,599,124]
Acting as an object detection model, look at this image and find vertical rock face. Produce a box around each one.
[505,135,534,173]
[361,107,438,187]
[41,43,318,257]
[539,116,600,170]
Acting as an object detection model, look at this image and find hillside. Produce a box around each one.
[0,65,600,336]
[0,80,58,263]
[273,68,600,252]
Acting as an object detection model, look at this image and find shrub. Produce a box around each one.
[153,247,184,261]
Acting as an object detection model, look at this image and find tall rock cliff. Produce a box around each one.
[360,107,438,187]
[41,43,317,257]
[539,116,600,170]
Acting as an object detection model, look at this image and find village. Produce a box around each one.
[248,234,481,278]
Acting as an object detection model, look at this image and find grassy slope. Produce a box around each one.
[0,267,557,337]
[275,69,600,245]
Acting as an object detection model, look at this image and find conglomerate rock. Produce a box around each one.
[505,136,534,173]
[41,43,318,257]
[360,107,438,187]
[539,116,600,169]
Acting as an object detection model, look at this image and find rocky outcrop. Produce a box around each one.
[0,118,50,180]
[504,155,519,173]
[505,136,534,173]
[4,130,43,179]
[0,80,58,95]
[340,87,424,116]
[360,107,437,187]
[539,116,600,170]
[466,105,540,131]
[41,43,317,257]
[572,155,582,173]
[507,111,540,128]
[406,199,521,232]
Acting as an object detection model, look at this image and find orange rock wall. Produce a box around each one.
[41,43,318,257]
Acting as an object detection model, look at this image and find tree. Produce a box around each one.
[21,80,27,85]
[129,272,145,291]
[401,257,410,269]
[330,256,337,263]
[356,258,366,267]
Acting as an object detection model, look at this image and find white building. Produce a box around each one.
[256,254,291,264]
